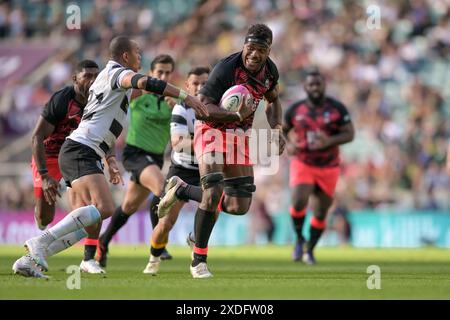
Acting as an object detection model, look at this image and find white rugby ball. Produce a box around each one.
[219,85,252,112]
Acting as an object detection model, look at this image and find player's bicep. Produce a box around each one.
[117,70,136,89]
[339,122,355,140]
[32,116,55,139]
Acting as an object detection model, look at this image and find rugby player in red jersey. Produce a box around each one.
[157,24,286,278]
[283,68,354,264]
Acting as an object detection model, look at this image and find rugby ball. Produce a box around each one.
[219,85,252,112]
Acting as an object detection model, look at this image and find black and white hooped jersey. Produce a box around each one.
[170,102,198,170]
[68,60,133,157]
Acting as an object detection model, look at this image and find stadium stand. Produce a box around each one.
[0,0,449,217]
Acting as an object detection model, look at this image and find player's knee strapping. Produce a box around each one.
[200,172,224,190]
[223,176,256,198]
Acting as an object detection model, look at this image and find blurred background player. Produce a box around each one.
[30,59,105,273]
[158,24,286,278]
[98,54,178,268]
[12,36,208,278]
[283,68,354,264]
[144,66,212,275]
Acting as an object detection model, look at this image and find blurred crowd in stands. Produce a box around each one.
[0,0,449,218]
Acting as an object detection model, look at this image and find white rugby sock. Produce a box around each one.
[38,205,101,246]
[46,228,88,257]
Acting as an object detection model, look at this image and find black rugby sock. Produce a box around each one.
[192,208,216,267]
[150,245,166,258]
[307,216,326,252]
[176,184,203,202]
[83,243,97,261]
[100,206,130,246]
[292,216,306,243]
[149,195,160,229]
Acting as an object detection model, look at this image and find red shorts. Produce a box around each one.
[194,121,252,166]
[31,156,62,198]
[289,158,340,197]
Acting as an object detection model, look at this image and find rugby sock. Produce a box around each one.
[40,205,101,246]
[192,208,216,267]
[150,239,167,257]
[84,238,99,261]
[290,207,307,243]
[100,206,129,246]
[46,228,88,257]
[307,216,327,252]
[193,246,208,265]
[149,195,160,229]
[176,184,202,202]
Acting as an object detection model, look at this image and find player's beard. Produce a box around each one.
[308,93,324,105]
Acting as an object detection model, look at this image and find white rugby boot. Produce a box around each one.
[80,259,106,274]
[157,176,185,218]
[12,254,48,279]
[143,255,161,275]
[24,237,49,271]
[190,262,213,279]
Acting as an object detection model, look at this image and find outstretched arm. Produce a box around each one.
[120,72,208,118]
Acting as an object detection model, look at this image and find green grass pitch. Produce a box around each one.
[1,245,450,299]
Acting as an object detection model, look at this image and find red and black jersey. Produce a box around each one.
[41,86,85,158]
[199,51,279,131]
[284,97,351,167]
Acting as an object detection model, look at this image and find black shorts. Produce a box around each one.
[59,139,104,188]
[122,144,164,184]
[165,164,200,189]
